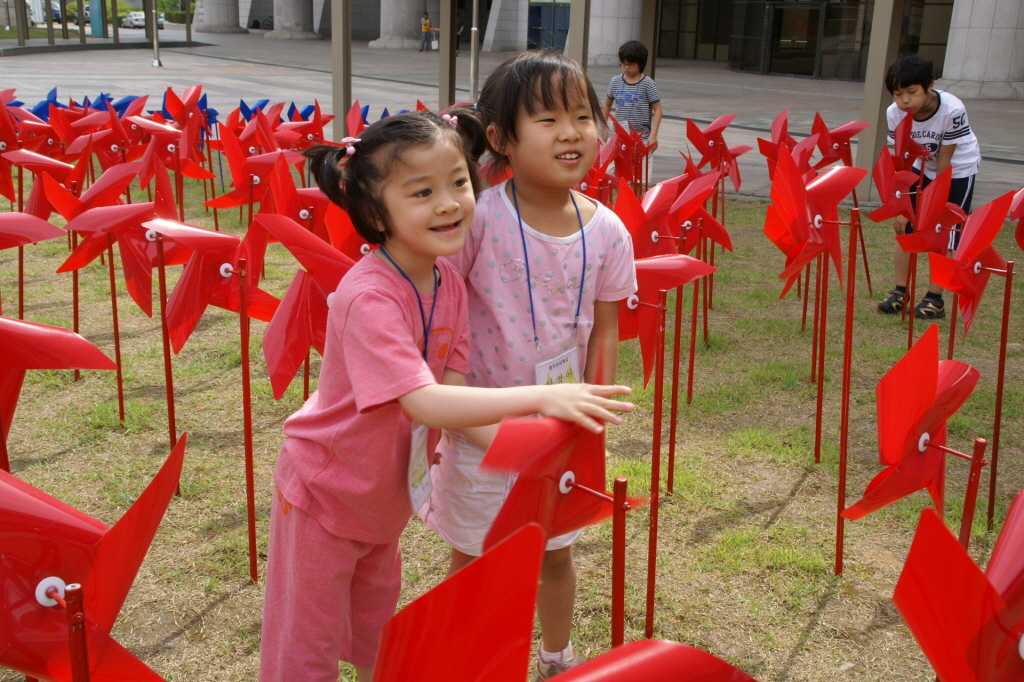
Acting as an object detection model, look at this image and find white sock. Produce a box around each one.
[539,642,574,664]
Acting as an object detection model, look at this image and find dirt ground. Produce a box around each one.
[1,188,1021,681]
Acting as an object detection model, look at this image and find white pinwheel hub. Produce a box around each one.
[35,576,66,607]
[219,263,234,278]
[626,294,639,310]
[299,209,311,220]
[558,471,575,494]
[145,229,157,242]
[360,243,371,255]
[650,231,660,243]
[918,433,930,452]
[813,215,823,229]
[974,262,983,274]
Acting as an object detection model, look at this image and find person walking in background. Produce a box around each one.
[456,15,463,56]
[419,11,432,52]
[602,40,662,152]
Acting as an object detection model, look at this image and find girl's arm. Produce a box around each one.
[935,143,956,177]
[439,368,498,450]
[584,299,620,384]
[398,375,633,434]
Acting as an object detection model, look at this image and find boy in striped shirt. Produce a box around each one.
[602,40,662,152]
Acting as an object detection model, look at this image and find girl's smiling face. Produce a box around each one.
[378,140,476,270]
[493,87,598,190]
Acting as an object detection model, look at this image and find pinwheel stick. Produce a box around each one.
[686,222,704,404]
[947,293,958,360]
[612,476,629,648]
[800,263,811,332]
[17,245,23,319]
[106,235,126,424]
[810,256,822,383]
[645,290,667,639]
[238,258,259,583]
[813,255,829,465]
[72,231,80,382]
[154,235,179,495]
[957,438,987,550]
[43,583,90,682]
[987,260,1015,530]
[850,188,874,297]
[701,238,710,346]
[906,252,917,350]
[835,208,860,576]
[668,286,683,493]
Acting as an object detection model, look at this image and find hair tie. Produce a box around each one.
[340,136,361,157]
[441,114,458,128]
[472,102,478,111]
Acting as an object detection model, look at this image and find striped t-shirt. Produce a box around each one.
[606,75,659,140]
[886,90,980,179]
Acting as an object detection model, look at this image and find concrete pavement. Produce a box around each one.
[1,30,1021,204]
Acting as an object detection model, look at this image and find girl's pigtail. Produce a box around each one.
[448,106,487,165]
[303,144,349,209]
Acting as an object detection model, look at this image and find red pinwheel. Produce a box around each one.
[756,110,797,180]
[0,212,65,313]
[0,316,116,470]
[895,167,967,255]
[127,114,212,182]
[145,220,279,353]
[764,146,865,295]
[893,489,1024,682]
[0,436,184,681]
[277,100,334,151]
[346,99,365,138]
[0,104,21,201]
[254,213,355,399]
[480,417,645,553]
[669,171,730,255]
[929,191,1015,334]
[372,521,758,682]
[162,85,203,127]
[1,149,81,218]
[607,116,648,185]
[620,255,715,387]
[891,110,929,173]
[205,122,303,210]
[866,148,919,224]
[41,161,140,222]
[575,139,615,205]
[686,115,751,191]
[842,324,978,521]
[260,155,354,247]
[811,114,868,169]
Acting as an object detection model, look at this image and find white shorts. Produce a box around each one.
[419,430,582,556]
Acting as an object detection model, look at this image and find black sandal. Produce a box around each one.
[914,297,945,319]
[877,289,905,314]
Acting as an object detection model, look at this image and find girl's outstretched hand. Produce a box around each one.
[537,383,634,434]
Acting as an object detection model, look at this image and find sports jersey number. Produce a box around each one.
[951,113,966,129]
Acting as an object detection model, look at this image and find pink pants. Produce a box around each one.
[259,489,402,680]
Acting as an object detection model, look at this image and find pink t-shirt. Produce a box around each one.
[274,254,470,544]
[444,180,636,388]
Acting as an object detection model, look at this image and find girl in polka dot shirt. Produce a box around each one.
[420,51,637,679]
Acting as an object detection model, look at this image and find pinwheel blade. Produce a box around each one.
[371,524,544,682]
[0,211,65,249]
[558,640,759,681]
[893,507,1007,682]
[876,324,939,466]
[262,270,327,400]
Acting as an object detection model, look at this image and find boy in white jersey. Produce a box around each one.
[877,55,980,320]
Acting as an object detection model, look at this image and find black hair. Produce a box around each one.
[477,50,607,173]
[304,108,484,245]
[885,56,935,94]
[617,40,649,72]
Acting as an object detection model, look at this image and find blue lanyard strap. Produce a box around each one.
[509,180,587,354]
[378,247,438,362]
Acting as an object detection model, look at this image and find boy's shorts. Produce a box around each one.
[908,172,975,251]
[419,430,582,557]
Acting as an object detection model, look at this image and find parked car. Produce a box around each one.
[51,1,61,22]
[73,3,89,24]
[121,10,164,28]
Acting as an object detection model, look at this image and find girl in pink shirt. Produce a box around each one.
[258,110,634,682]
[420,52,638,679]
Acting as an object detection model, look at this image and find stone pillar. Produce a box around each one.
[194,0,248,33]
[482,0,526,51]
[369,0,432,49]
[266,0,322,38]
[938,0,1024,100]
[579,0,642,66]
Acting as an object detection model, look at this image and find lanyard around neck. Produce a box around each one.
[379,247,438,362]
[508,180,587,353]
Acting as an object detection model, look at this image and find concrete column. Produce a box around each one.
[369,0,430,49]
[639,0,659,79]
[566,0,591,71]
[482,0,526,51]
[266,0,322,38]
[581,0,642,66]
[854,0,903,199]
[194,0,248,33]
[332,0,351,135]
[937,0,1024,100]
[439,0,456,107]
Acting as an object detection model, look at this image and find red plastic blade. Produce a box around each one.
[0,211,65,250]
[371,524,544,682]
[558,639,759,681]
